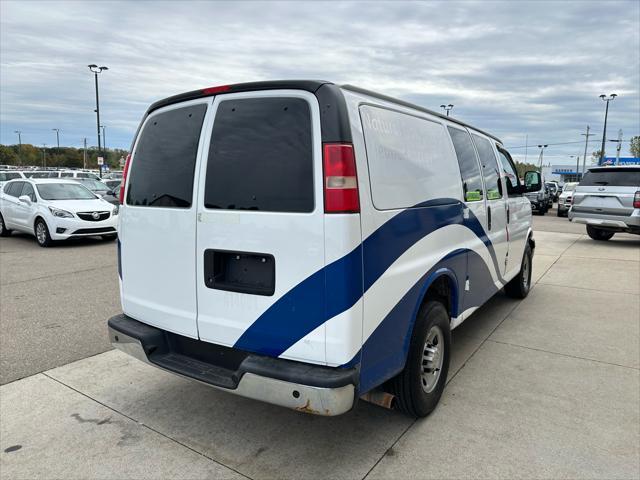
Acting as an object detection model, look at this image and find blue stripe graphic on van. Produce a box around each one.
[233,199,502,357]
[356,248,497,393]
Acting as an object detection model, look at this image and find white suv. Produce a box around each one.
[0,178,118,246]
[108,81,541,417]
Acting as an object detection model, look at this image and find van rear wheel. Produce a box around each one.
[392,301,450,418]
[586,225,614,241]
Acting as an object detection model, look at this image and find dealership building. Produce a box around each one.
[542,157,640,184]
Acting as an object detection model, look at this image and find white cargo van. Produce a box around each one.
[108,81,542,417]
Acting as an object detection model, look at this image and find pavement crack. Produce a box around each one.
[41,372,254,480]
[485,339,640,370]
[2,264,115,286]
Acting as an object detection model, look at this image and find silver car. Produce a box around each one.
[569,166,640,240]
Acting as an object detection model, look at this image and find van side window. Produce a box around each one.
[448,127,483,202]
[127,104,207,208]
[471,134,502,200]
[497,148,519,194]
[204,97,313,213]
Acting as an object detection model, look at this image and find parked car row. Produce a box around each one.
[0,178,118,247]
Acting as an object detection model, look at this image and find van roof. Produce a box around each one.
[147,80,502,145]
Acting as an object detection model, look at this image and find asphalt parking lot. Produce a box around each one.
[1,208,639,479]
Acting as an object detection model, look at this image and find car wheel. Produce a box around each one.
[0,213,11,237]
[392,301,451,418]
[586,225,614,241]
[505,242,533,299]
[34,218,53,247]
[556,209,564,217]
[101,234,117,241]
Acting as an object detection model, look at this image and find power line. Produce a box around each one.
[506,138,632,149]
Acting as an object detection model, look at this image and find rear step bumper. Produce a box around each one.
[107,314,358,416]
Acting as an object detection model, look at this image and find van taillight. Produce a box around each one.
[323,143,359,213]
[634,191,640,209]
[119,154,131,204]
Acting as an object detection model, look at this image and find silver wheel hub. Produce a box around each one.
[36,223,46,244]
[421,326,444,393]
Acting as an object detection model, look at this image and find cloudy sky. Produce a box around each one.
[1,0,638,165]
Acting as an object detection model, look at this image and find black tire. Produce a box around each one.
[586,225,614,241]
[34,218,53,247]
[556,209,564,217]
[0,213,11,237]
[392,301,451,418]
[101,234,117,241]
[505,242,533,299]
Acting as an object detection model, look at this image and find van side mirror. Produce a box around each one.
[523,171,542,193]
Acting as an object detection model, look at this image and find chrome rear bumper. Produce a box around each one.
[108,315,357,416]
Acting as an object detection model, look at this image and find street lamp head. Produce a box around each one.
[100,66,109,71]
[88,64,97,69]
[448,104,454,108]
[610,93,617,99]
[440,104,446,108]
[599,94,606,100]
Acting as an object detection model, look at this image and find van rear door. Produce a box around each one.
[120,99,210,338]
[195,91,327,364]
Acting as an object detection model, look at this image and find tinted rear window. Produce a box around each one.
[127,103,207,208]
[204,97,313,212]
[580,168,640,187]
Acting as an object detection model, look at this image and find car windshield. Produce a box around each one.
[563,183,577,192]
[37,183,96,200]
[78,179,110,191]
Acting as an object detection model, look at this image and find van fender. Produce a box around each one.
[403,268,460,360]
[357,265,462,394]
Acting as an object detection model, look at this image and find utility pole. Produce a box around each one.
[14,130,22,165]
[581,125,595,178]
[570,155,580,182]
[609,129,623,165]
[83,138,87,169]
[598,93,617,163]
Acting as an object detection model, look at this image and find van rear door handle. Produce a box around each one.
[487,206,492,230]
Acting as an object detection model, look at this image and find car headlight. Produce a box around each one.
[112,205,119,215]
[48,207,74,218]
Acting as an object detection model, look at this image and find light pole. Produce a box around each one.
[537,144,548,170]
[440,104,454,116]
[14,130,22,165]
[598,93,617,163]
[42,144,47,168]
[88,64,108,159]
[52,128,60,151]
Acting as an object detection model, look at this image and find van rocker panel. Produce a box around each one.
[107,314,358,416]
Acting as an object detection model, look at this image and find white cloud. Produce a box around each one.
[1,0,638,161]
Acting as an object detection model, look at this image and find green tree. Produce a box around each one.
[630,136,640,158]
[591,150,603,163]
[514,161,539,178]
